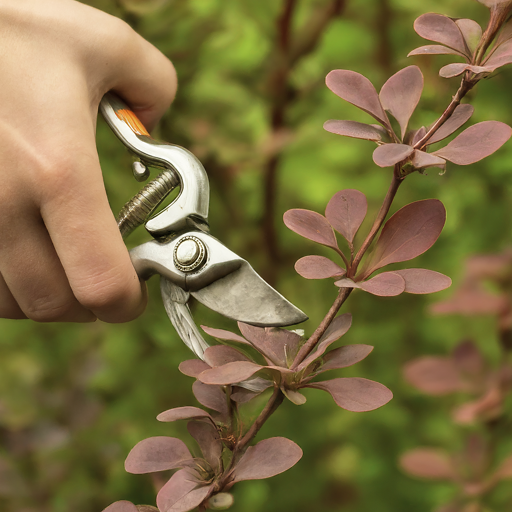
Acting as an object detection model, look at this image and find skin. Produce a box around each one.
[0,0,177,322]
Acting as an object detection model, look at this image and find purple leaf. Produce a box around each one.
[495,17,512,47]
[426,104,474,145]
[373,143,414,167]
[433,121,512,164]
[124,437,193,474]
[203,345,251,367]
[334,278,360,290]
[156,469,210,512]
[410,150,446,171]
[320,344,374,372]
[408,44,467,58]
[232,437,303,482]
[403,357,467,395]
[201,326,249,345]
[325,189,368,243]
[452,341,485,376]
[394,269,452,294]
[192,381,229,419]
[400,449,457,480]
[413,13,469,57]
[230,387,266,403]
[359,272,406,296]
[439,63,488,78]
[187,421,222,472]
[323,120,388,141]
[179,360,211,378]
[306,377,393,412]
[282,388,307,405]
[297,313,353,371]
[238,322,302,367]
[363,199,446,277]
[198,361,267,385]
[295,255,345,280]
[455,19,482,53]
[102,502,138,512]
[157,406,213,423]
[483,39,512,71]
[325,70,390,127]
[380,66,424,140]
[283,209,338,249]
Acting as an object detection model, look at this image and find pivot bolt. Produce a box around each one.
[174,236,207,272]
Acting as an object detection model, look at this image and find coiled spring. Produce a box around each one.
[117,169,179,239]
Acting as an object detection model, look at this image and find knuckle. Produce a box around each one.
[24,295,74,323]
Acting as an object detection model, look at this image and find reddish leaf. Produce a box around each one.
[238,322,302,367]
[198,361,266,385]
[179,360,211,378]
[187,421,222,472]
[495,17,512,47]
[232,437,303,482]
[430,286,508,316]
[320,344,374,372]
[394,269,452,294]
[484,39,512,71]
[156,469,209,512]
[453,386,503,424]
[334,277,360,290]
[426,104,474,145]
[323,120,387,141]
[414,13,469,56]
[192,381,229,419]
[433,121,512,164]
[410,150,446,171]
[400,449,457,480]
[452,341,485,376]
[230,387,265,403]
[282,388,307,405]
[408,45,467,58]
[125,437,193,474]
[455,19,482,53]
[373,143,414,167]
[364,199,446,277]
[283,209,338,249]
[403,357,467,395]
[306,377,393,412]
[439,63,488,78]
[359,272,406,297]
[102,502,138,512]
[295,255,345,280]
[380,66,424,140]
[157,407,213,423]
[298,313,353,371]
[203,345,250,367]
[325,70,390,127]
[325,189,368,243]
[201,326,249,345]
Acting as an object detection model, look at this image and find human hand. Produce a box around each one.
[0,0,177,322]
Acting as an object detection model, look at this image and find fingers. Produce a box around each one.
[0,273,26,320]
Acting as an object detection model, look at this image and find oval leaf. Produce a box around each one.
[323,119,387,141]
[373,143,414,167]
[102,502,139,512]
[403,357,467,395]
[400,449,457,480]
[433,121,512,164]
[455,19,482,53]
[204,345,251,367]
[283,209,338,249]
[325,189,368,243]
[157,407,213,423]
[426,104,474,145]
[198,361,266,386]
[410,150,446,171]
[394,269,452,294]
[187,421,222,472]
[360,272,406,296]
[179,360,211,378]
[364,199,446,277]
[295,255,345,279]
[157,469,210,512]
[414,13,468,56]
[408,44,467,57]
[320,344,374,372]
[306,377,393,412]
[380,66,424,140]
[201,326,249,345]
[439,63,489,78]
[192,381,229,419]
[325,70,390,127]
[232,437,303,482]
[125,437,193,474]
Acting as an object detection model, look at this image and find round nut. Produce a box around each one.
[173,236,207,272]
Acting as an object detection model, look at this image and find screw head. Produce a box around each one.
[173,236,207,272]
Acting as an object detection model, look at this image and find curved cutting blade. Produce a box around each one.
[191,261,308,327]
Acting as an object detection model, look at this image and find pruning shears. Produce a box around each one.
[99,93,307,359]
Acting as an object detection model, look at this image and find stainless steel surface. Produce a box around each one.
[132,161,150,182]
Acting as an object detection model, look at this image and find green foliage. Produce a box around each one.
[1,0,512,511]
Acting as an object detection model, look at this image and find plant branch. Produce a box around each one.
[291,287,352,369]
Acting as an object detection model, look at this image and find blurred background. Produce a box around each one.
[1,0,512,510]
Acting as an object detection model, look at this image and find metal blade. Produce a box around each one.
[191,261,308,327]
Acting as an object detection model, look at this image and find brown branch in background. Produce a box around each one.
[262,0,346,284]
[375,0,393,75]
